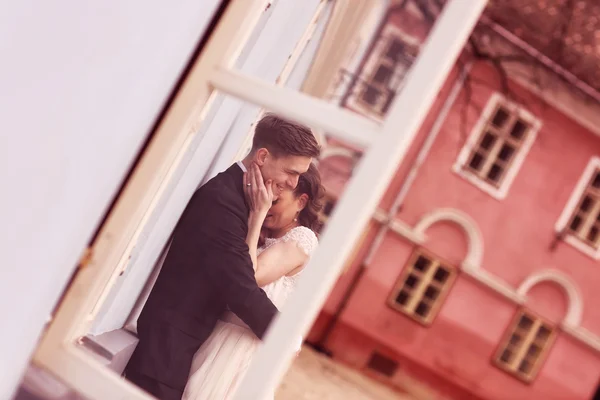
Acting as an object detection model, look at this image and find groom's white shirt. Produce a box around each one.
[236,161,247,173]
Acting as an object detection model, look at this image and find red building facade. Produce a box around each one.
[309,3,600,399]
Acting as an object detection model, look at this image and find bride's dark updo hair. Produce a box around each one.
[294,163,326,233]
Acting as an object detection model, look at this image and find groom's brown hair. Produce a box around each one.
[252,113,320,158]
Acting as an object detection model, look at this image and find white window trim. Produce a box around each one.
[413,207,484,271]
[555,156,600,260]
[345,24,420,120]
[452,92,541,200]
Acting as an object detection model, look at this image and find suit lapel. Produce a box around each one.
[224,164,249,214]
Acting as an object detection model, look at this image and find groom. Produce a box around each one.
[124,114,320,400]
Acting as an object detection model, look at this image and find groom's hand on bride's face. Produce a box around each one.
[244,163,274,214]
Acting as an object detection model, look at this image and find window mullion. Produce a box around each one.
[580,196,600,241]
[480,134,504,179]
[511,318,540,371]
[210,68,379,147]
[407,261,438,312]
[505,112,518,132]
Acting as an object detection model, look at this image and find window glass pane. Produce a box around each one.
[404,274,419,288]
[373,65,393,84]
[518,359,532,374]
[479,132,497,151]
[500,349,513,363]
[415,301,430,317]
[536,325,551,343]
[361,86,380,105]
[580,196,593,213]
[487,164,504,183]
[592,171,600,188]
[518,315,533,331]
[510,119,528,140]
[433,267,449,283]
[424,286,439,301]
[569,215,582,232]
[498,144,515,162]
[509,333,521,347]
[527,344,540,358]
[395,291,409,306]
[413,255,431,272]
[468,152,484,171]
[386,40,405,61]
[492,107,509,128]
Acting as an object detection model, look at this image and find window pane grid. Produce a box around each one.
[463,103,532,188]
[404,265,436,312]
[567,169,600,249]
[354,33,417,115]
[388,251,456,325]
[495,310,554,382]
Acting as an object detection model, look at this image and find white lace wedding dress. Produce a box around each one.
[182,226,318,400]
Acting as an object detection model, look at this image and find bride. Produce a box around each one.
[182,162,325,400]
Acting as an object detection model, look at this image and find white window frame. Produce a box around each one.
[345,24,420,120]
[32,1,488,399]
[452,92,541,199]
[205,0,335,181]
[228,0,335,167]
[555,156,600,260]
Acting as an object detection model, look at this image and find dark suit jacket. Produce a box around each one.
[125,164,278,394]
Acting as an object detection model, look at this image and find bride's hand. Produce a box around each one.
[243,163,274,216]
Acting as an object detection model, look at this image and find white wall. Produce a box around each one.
[90,0,329,336]
[0,0,223,397]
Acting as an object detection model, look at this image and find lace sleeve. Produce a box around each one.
[281,226,318,256]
